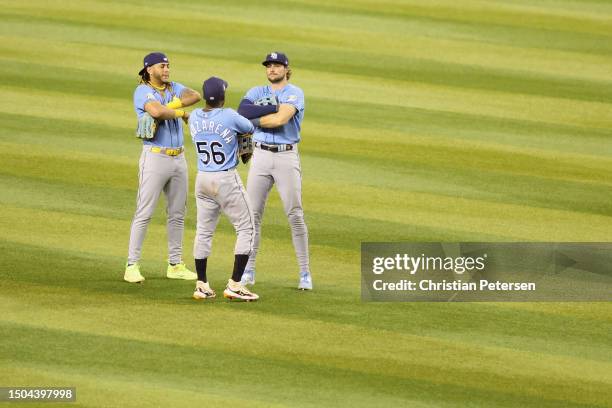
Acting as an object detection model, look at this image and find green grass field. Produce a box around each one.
[1,0,611,406]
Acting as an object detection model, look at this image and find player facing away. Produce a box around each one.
[237,52,312,290]
[124,52,201,283]
[189,77,259,302]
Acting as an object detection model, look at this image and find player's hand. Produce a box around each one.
[181,110,190,124]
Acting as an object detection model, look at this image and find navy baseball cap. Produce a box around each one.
[262,51,289,66]
[138,52,169,75]
[203,76,228,103]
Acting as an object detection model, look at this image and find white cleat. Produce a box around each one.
[298,271,313,291]
[240,269,256,286]
[224,279,259,302]
[193,281,216,300]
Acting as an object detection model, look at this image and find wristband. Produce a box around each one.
[167,97,183,110]
[174,109,185,118]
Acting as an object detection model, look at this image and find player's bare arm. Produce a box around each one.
[258,104,296,128]
[144,100,187,121]
[179,88,201,107]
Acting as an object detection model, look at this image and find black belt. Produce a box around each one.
[255,142,293,153]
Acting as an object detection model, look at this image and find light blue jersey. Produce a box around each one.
[244,83,305,145]
[189,108,254,172]
[134,81,186,148]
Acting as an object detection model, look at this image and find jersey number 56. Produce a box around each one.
[196,141,226,165]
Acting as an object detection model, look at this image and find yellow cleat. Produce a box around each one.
[167,262,197,280]
[124,263,145,283]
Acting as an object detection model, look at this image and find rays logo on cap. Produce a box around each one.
[139,52,169,75]
[271,52,277,59]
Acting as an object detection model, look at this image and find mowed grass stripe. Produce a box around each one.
[3,92,610,157]
[3,241,611,360]
[321,0,612,37]
[5,104,609,165]
[305,184,612,241]
[4,26,612,91]
[2,276,611,402]
[1,0,607,97]
[5,0,610,43]
[1,366,289,408]
[0,194,508,260]
[3,6,609,70]
[7,0,610,51]
[6,53,612,111]
[0,331,569,408]
[303,157,612,217]
[2,290,611,407]
[304,109,612,157]
[2,27,610,131]
[1,0,605,97]
[2,107,610,195]
[2,149,610,244]
[0,168,514,253]
[5,59,610,153]
[0,201,363,284]
[4,70,611,132]
[3,31,612,106]
[0,205,316,269]
[2,240,611,349]
[3,173,610,247]
[4,126,610,192]
[4,16,612,85]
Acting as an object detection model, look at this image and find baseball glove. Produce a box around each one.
[254,95,278,107]
[238,133,254,164]
[136,112,157,140]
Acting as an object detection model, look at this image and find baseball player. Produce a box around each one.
[237,51,312,290]
[124,52,201,283]
[189,77,259,302]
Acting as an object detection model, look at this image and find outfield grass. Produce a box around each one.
[1,0,611,406]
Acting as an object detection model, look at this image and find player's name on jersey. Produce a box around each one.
[190,119,233,144]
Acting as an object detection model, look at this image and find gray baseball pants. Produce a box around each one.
[193,169,254,258]
[128,146,188,264]
[245,146,310,273]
